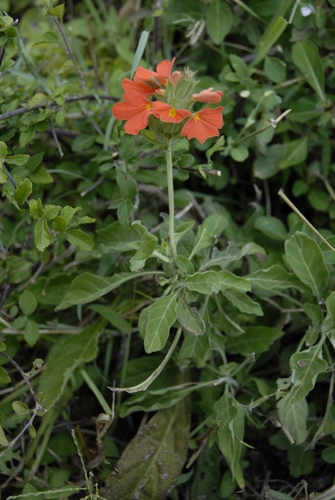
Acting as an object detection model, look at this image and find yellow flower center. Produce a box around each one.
[146,102,153,110]
[169,108,177,118]
[194,113,200,122]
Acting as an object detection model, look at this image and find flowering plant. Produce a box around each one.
[113,58,223,144]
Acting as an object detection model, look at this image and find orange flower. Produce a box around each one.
[181,107,223,144]
[112,91,154,135]
[192,88,223,103]
[134,58,176,87]
[122,78,156,97]
[153,102,191,123]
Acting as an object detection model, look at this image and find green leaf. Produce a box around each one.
[284,342,328,406]
[67,229,94,252]
[206,0,232,44]
[213,393,245,488]
[179,329,210,362]
[0,425,9,446]
[130,30,150,79]
[12,401,30,414]
[176,298,205,336]
[129,220,158,271]
[35,218,53,251]
[285,232,329,300]
[175,255,195,275]
[7,257,31,284]
[0,341,6,352]
[322,291,335,334]
[5,154,30,166]
[61,205,82,225]
[24,319,39,347]
[38,321,104,409]
[44,204,62,221]
[89,304,132,334]
[264,56,286,83]
[105,400,189,498]
[278,397,308,444]
[247,265,306,292]
[31,31,59,45]
[224,289,263,316]
[56,271,163,310]
[251,16,287,67]
[72,134,96,152]
[184,271,221,294]
[50,3,65,20]
[19,289,38,316]
[13,178,32,205]
[0,165,7,184]
[189,226,213,260]
[52,216,67,233]
[202,214,228,238]
[0,366,11,385]
[254,216,287,241]
[288,445,314,478]
[230,146,248,162]
[279,138,308,170]
[29,166,53,184]
[292,40,326,101]
[0,141,8,158]
[226,326,284,355]
[144,294,178,353]
[20,127,36,148]
[29,198,44,219]
[28,93,48,109]
[201,242,266,270]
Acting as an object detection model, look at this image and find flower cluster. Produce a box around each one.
[112,58,223,144]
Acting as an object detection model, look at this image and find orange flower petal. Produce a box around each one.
[192,88,223,103]
[134,58,175,86]
[122,78,156,97]
[153,102,191,123]
[113,92,154,134]
[181,107,223,144]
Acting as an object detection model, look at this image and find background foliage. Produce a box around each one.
[1,0,335,498]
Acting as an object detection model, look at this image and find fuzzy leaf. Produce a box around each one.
[176,298,205,336]
[105,400,190,499]
[38,321,104,409]
[226,326,284,355]
[144,293,178,353]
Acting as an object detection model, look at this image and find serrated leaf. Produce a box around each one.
[213,393,245,488]
[0,141,8,158]
[206,0,232,44]
[284,343,328,406]
[38,321,104,409]
[176,298,205,336]
[5,154,30,166]
[44,204,62,221]
[61,205,82,224]
[285,232,329,300]
[19,289,38,316]
[35,218,53,251]
[67,229,94,252]
[226,326,284,355]
[292,40,325,101]
[13,178,32,205]
[52,216,67,233]
[144,294,178,353]
[12,401,30,414]
[29,198,44,219]
[105,400,189,499]
[56,271,163,310]
[278,397,308,444]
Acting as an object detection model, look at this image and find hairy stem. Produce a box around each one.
[166,143,177,258]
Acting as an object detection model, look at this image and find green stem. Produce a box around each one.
[166,143,177,258]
